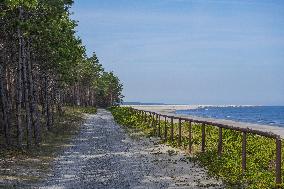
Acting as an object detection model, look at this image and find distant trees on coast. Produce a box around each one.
[0,0,123,148]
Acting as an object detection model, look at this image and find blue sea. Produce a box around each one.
[175,106,284,127]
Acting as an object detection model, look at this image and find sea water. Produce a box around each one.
[175,106,284,127]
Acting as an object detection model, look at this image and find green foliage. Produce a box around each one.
[110,107,155,136]
[110,106,284,189]
[97,71,124,107]
[0,0,123,107]
[0,0,123,149]
[4,0,38,9]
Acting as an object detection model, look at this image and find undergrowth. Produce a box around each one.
[110,106,283,189]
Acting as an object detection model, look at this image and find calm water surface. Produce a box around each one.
[176,106,284,127]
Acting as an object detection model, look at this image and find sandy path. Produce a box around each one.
[33,109,223,189]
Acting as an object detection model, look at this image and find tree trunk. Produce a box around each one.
[110,92,113,107]
[76,83,80,106]
[44,75,51,130]
[33,83,41,145]
[16,6,24,148]
[73,85,76,106]
[22,39,32,148]
[92,90,96,107]
[51,85,55,126]
[56,84,63,115]
[28,43,40,145]
[41,78,46,116]
[89,87,93,106]
[0,64,11,146]
[6,67,14,118]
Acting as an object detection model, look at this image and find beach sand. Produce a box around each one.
[123,105,284,138]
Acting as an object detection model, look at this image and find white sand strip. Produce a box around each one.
[124,105,284,138]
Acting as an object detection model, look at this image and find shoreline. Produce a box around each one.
[123,105,284,138]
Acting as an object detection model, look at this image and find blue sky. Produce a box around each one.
[71,0,284,105]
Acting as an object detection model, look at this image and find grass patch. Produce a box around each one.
[74,106,97,114]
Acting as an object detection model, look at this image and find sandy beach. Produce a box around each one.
[123,105,284,138]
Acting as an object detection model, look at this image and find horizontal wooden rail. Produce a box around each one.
[131,108,282,186]
[142,110,278,139]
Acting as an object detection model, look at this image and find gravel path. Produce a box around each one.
[35,109,223,189]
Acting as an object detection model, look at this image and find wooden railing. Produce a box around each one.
[130,108,282,186]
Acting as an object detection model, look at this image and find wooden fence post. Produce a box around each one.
[164,117,168,141]
[158,115,161,137]
[178,118,182,146]
[155,113,158,136]
[152,113,156,132]
[170,116,174,142]
[201,123,205,152]
[276,137,282,186]
[242,131,247,174]
[188,121,192,153]
[218,127,223,156]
